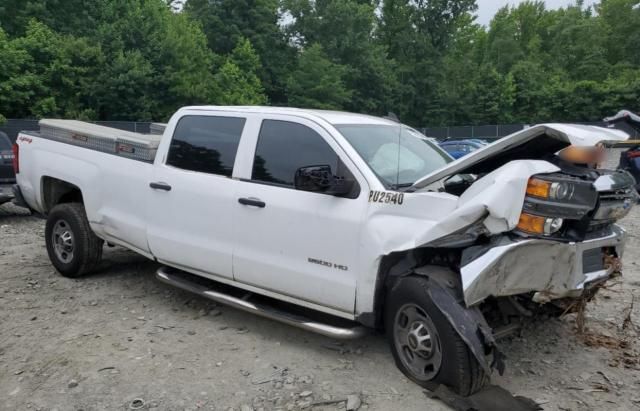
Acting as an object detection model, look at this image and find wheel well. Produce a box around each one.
[360,248,462,330]
[42,177,84,213]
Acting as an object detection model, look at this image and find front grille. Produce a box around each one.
[582,248,604,273]
[592,185,636,222]
[599,188,634,201]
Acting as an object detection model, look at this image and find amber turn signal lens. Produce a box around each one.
[526,178,551,199]
[517,213,546,234]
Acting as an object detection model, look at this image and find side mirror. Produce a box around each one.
[294,165,353,196]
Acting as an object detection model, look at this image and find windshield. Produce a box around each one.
[336,124,452,188]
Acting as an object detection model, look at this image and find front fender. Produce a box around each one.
[414,266,505,375]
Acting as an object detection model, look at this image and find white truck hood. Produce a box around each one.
[412,124,629,190]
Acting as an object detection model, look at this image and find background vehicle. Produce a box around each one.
[438,139,487,159]
[606,110,640,192]
[0,131,15,205]
[12,107,635,396]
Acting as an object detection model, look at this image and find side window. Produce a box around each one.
[252,120,339,187]
[167,115,246,176]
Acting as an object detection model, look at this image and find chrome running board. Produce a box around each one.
[156,267,367,340]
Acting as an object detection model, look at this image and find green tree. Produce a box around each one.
[213,38,267,105]
[184,0,294,103]
[0,26,38,118]
[284,0,400,115]
[0,0,639,126]
[471,66,515,124]
[598,0,640,65]
[379,0,478,125]
[0,21,103,119]
[91,0,219,120]
[286,44,352,110]
[95,50,156,121]
[0,0,102,37]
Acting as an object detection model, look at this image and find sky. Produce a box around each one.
[475,0,598,25]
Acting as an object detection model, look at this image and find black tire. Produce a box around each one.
[384,275,487,396]
[45,203,103,278]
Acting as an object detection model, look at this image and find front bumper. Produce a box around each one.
[460,225,626,306]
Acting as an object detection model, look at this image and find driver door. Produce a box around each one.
[232,117,369,314]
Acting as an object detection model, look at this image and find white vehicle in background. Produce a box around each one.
[12,106,637,395]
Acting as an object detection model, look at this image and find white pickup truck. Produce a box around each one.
[12,106,637,395]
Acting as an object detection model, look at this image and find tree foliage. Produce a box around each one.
[0,0,639,126]
[286,43,351,110]
[214,38,267,105]
[184,0,293,103]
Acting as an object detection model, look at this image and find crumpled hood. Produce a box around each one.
[364,160,560,257]
[412,124,629,190]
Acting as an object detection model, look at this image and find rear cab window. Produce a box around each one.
[167,115,246,176]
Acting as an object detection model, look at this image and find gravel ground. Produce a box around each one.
[1,202,639,411]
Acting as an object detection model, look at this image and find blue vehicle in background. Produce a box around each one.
[438,139,488,159]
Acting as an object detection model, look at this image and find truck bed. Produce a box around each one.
[36,119,162,162]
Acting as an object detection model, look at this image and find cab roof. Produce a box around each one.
[179,106,397,126]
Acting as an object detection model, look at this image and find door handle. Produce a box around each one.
[149,182,172,191]
[238,197,266,208]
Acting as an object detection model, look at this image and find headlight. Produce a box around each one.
[526,178,575,201]
[517,174,598,237]
[549,181,574,200]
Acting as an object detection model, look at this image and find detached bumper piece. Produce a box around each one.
[460,225,626,306]
[10,184,26,207]
[156,267,367,340]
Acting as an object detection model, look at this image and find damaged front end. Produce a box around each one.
[462,168,636,307]
[368,124,637,379]
[401,124,636,312]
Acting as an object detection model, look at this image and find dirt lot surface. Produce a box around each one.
[1,202,639,411]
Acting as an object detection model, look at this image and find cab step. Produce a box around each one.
[156,267,368,340]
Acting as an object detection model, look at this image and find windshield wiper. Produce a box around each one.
[389,182,414,190]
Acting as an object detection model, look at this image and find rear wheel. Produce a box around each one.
[45,203,103,277]
[384,275,487,396]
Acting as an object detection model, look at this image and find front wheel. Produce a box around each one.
[45,203,103,277]
[384,275,487,396]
